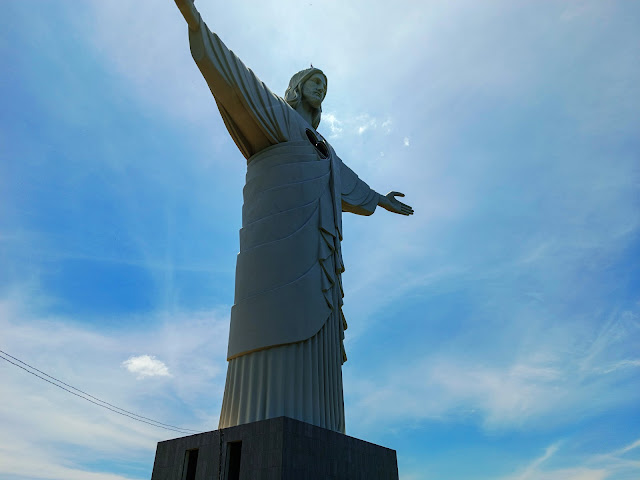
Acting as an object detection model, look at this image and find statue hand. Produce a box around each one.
[174,0,200,31]
[378,191,414,216]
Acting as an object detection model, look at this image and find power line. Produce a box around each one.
[0,349,199,432]
[0,349,200,435]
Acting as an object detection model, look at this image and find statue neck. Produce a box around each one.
[295,102,316,129]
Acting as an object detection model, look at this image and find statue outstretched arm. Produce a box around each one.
[340,161,413,216]
[173,0,293,158]
[174,0,200,31]
[377,192,414,216]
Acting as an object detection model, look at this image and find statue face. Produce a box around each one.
[301,73,327,109]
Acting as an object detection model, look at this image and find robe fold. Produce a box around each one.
[189,17,379,433]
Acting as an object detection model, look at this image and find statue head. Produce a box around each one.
[284,67,327,129]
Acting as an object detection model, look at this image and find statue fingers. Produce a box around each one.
[401,204,414,215]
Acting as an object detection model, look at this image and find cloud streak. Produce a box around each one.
[502,436,640,480]
[346,305,640,432]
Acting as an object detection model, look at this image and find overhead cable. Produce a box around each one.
[0,349,200,435]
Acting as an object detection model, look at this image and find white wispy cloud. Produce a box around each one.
[322,112,344,138]
[353,115,394,136]
[502,436,640,480]
[403,136,410,147]
[345,306,640,432]
[0,446,138,480]
[614,438,640,456]
[597,359,640,374]
[356,114,378,135]
[123,355,171,379]
[511,442,562,480]
[509,466,608,480]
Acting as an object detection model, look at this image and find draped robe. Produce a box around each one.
[189,17,379,433]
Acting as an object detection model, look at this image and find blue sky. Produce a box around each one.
[1,1,639,479]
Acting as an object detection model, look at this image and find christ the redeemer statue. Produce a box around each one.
[174,0,413,434]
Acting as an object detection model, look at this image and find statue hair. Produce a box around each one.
[284,67,327,130]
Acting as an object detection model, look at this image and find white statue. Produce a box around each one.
[174,0,413,433]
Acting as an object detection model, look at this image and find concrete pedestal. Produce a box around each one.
[150,416,398,480]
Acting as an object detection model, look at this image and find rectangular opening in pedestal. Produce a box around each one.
[182,448,199,480]
[225,441,242,480]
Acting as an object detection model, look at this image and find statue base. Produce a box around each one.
[150,416,399,480]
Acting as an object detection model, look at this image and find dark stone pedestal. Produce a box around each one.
[150,416,398,480]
